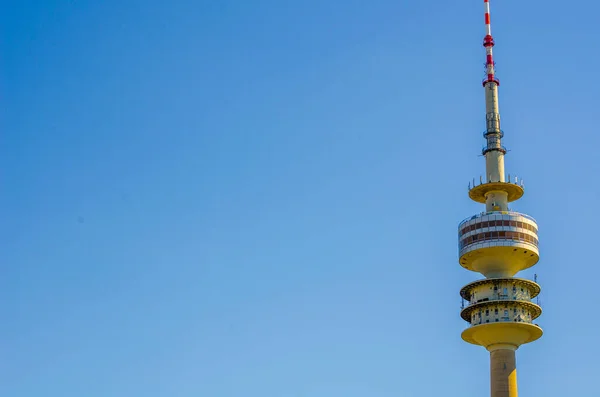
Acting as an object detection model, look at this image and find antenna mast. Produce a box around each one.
[481,0,508,211]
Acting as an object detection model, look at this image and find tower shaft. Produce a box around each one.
[490,348,518,397]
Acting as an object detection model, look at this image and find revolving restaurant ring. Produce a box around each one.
[458,211,539,275]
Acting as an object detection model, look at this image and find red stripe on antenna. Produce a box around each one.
[485,13,490,24]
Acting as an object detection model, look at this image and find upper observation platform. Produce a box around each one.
[468,179,524,204]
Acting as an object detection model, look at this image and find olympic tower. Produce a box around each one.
[458,1,543,396]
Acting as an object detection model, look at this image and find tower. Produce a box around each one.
[458,1,542,397]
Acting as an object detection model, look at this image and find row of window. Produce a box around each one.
[474,307,527,317]
[472,318,530,325]
[460,219,537,236]
[493,285,523,293]
[470,286,528,300]
[459,231,539,250]
[467,306,533,325]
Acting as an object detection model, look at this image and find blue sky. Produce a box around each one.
[2,0,599,396]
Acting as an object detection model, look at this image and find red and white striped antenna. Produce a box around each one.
[483,0,499,86]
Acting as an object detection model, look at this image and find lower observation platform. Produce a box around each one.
[462,322,543,350]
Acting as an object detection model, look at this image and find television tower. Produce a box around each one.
[458,1,542,396]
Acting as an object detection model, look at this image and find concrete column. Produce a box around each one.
[485,151,505,183]
[485,85,500,121]
[485,190,508,212]
[490,348,518,397]
[484,79,506,185]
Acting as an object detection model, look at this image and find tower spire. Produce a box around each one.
[482,0,506,207]
[484,0,496,81]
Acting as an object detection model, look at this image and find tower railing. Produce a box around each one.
[466,293,536,306]
[458,211,537,228]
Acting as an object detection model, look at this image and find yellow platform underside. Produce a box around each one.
[460,245,539,277]
[469,182,524,204]
[462,322,543,350]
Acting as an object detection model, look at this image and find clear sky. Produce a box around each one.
[2,0,599,396]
